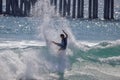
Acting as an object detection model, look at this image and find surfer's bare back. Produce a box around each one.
[52,30,68,50]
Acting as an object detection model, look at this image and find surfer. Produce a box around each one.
[52,30,68,50]
[52,30,68,80]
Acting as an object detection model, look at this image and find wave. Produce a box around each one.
[0,40,45,49]
[67,40,120,66]
[87,40,120,58]
[99,56,120,65]
[0,39,120,63]
[0,40,120,80]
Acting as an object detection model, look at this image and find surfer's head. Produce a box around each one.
[60,34,64,38]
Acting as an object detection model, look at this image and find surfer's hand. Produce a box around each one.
[52,41,55,44]
[62,30,65,32]
[62,30,68,38]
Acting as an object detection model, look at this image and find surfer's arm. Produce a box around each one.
[62,30,68,38]
[52,41,62,47]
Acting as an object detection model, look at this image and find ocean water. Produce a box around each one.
[0,0,120,80]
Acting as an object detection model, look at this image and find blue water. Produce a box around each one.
[0,17,120,41]
[0,16,120,80]
[0,0,120,80]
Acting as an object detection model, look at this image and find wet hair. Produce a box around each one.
[60,34,64,38]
